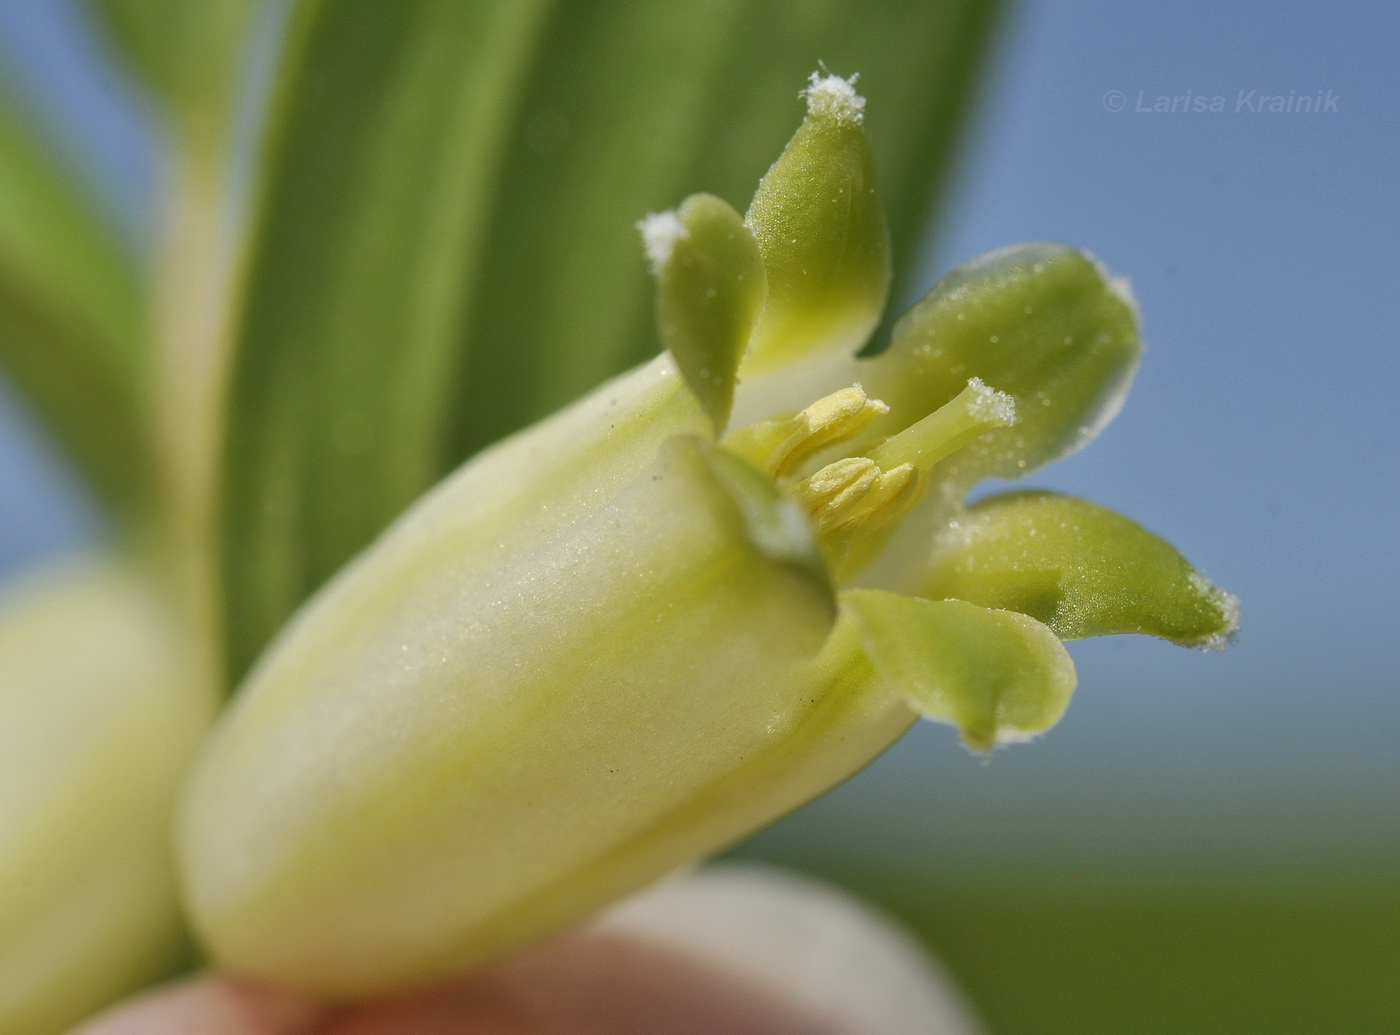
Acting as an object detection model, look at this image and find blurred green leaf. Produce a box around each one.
[84,0,260,149]
[219,0,1003,681]
[897,886,1400,1035]
[219,0,558,680]
[0,103,151,523]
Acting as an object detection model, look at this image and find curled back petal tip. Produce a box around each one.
[924,491,1239,647]
[842,589,1077,754]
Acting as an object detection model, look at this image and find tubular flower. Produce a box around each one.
[178,75,1237,997]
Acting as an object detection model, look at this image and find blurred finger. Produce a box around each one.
[578,863,983,1035]
[72,864,981,1035]
[69,976,328,1035]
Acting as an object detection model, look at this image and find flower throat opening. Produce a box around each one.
[723,379,1016,578]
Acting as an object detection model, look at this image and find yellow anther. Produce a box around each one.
[792,457,921,539]
[791,457,879,529]
[839,462,921,534]
[726,378,1012,582]
[723,385,888,478]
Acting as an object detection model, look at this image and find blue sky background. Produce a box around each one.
[1,0,1396,887]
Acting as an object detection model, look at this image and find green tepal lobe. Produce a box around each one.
[859,242,1140,487]
[743,74,891,372]
[842,589,1076,753]
[924,491,1239,648]
[642,194,765,432]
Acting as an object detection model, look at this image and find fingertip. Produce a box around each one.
[68,975,329,1035]
[589,863,984,1035]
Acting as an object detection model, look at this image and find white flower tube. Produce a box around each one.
[178,365,919,994]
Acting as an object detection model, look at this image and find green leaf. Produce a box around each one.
[0,102,151,523]
[220,0,1004,681]
[644,194,764,431]
[923,490,1240,647]
[220,0,558,680]
[84,0,260,149]
[842,588,1076,752]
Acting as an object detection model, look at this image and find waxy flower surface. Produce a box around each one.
[178,76,1237,997]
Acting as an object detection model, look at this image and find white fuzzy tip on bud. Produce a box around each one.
[965,377,1018,426]
[801,72,865,125]
[1190,572,1241,652]
[638,211,689,274]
